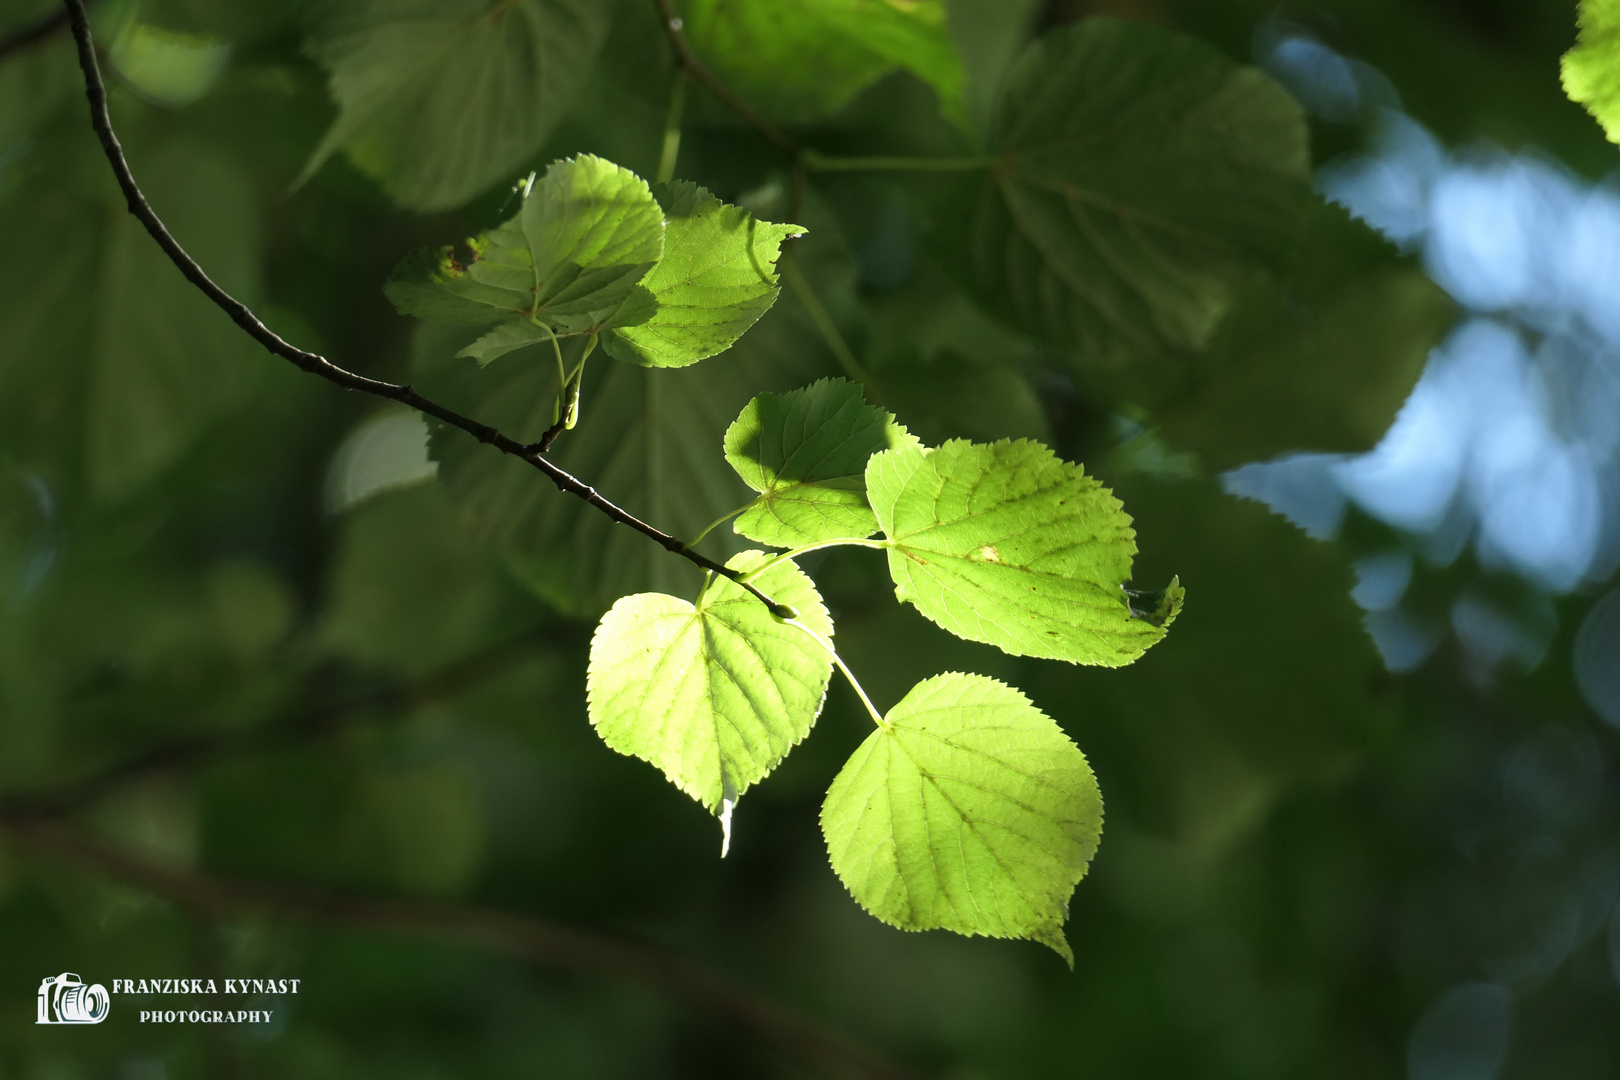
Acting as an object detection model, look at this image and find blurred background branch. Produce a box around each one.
[3,819,928,1080]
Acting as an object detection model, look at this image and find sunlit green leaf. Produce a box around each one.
[299,0,608,211]
[1564,0,1620,141]
[867,439,1178,665]
[588,551,834,824]
[386,155,665,359]
[724,378,918,548]
[821,672,1101,964]
[683,0,964,124]
[602,181,805,369]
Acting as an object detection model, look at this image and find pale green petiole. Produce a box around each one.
[786,618,886,730]
[687,504,750,549]
[563,333,598,429]
[656,69,687,184]
[738,537,889,583]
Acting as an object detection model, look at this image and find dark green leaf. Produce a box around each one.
[299,0,609,211]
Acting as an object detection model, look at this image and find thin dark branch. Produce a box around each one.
[1,629,569,821]
[6,821,929,1080]
[650,0,799,156]
[57,0,794,621]
[0,5,69,63]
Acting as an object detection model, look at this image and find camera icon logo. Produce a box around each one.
[37,973,110,1025]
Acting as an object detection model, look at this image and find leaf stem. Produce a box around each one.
[787,620,887,730]
[58,0,794,622]
[656,68,687,184]
[687,503,750,549]
[649,0,796,155]
[739,537,889,583]
[780,258,880,397]
[801,150,998,173]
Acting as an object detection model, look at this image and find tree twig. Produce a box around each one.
[5,820,930,1080]
[649,0,798,156]
[57,0,794,620]
[0,5,69,63]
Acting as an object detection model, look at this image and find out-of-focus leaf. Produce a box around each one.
[319,484,509,671]
[109,19,231,106]
[976,18,1313,373]
[683,0,965,124]
[84,140,265,499]
[821,672,1101,964]
[587,552,833,819]
[867,439,1180,665]
[299,0,609,211]
[601,181,805,369]
[342,758,486,895]
[724,377,917,548]
[973,18,1449,465]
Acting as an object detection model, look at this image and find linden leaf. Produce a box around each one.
[866,439,1179,665]
[724,378,919,547]
[586,552,835,829]
[385,156,665,361]
[601,181,805,369]
[821,672,1102,965]
[1564,0,1620,142]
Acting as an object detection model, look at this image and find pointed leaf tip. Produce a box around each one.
[587,551,835,815]
[821,673,1100,962]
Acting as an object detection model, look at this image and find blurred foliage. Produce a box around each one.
[0,0,1617,1078]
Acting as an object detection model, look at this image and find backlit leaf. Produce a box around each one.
[866,439,1178,665]
[602,181,805,369]
[724,377,918,547]
[821,672,1101,964]
[385,155,665,361]
[587,551,835,820]
[1564,0,1620,142]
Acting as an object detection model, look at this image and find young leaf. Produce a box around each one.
[975,17,1314,371]
[299,0,608,211]
[821,672,1102,965]
[385,156,665,363]
[723,378,919,547]
[587,552,835,822]
[1564,0,1620,142]
[601,182,806,369]
[683,0,965,124]
[866,439,1179,665]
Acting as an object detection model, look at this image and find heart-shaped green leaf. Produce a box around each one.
[822,672,1102,964]
[586,551,835,834]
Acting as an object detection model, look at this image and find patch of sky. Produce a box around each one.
[1232,28,1620,675]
